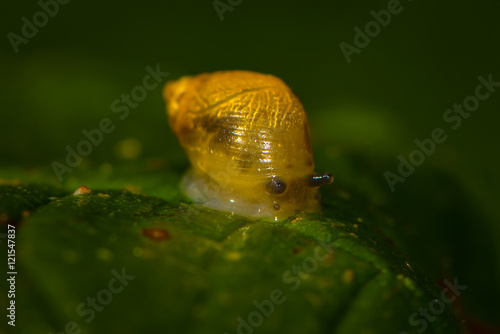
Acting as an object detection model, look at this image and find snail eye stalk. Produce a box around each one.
[307,173,333,187]
[267,177,287,194]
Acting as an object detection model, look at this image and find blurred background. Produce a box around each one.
[2,0,499,331]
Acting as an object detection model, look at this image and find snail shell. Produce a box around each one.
[164,71,332,221]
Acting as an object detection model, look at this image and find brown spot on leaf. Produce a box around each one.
[141,228,172,241]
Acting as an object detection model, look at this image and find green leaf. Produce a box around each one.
[1,172,462,334]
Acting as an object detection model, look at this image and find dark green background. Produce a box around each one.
[1,0,499,331]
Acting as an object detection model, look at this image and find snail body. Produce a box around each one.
[164,71,332,221]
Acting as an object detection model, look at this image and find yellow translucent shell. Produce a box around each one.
[164,71,330,221]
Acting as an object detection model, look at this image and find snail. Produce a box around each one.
[163,71,333,221]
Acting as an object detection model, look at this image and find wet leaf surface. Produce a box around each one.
[0,164,464,333]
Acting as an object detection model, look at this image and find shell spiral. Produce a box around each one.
[164,71,332,221]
